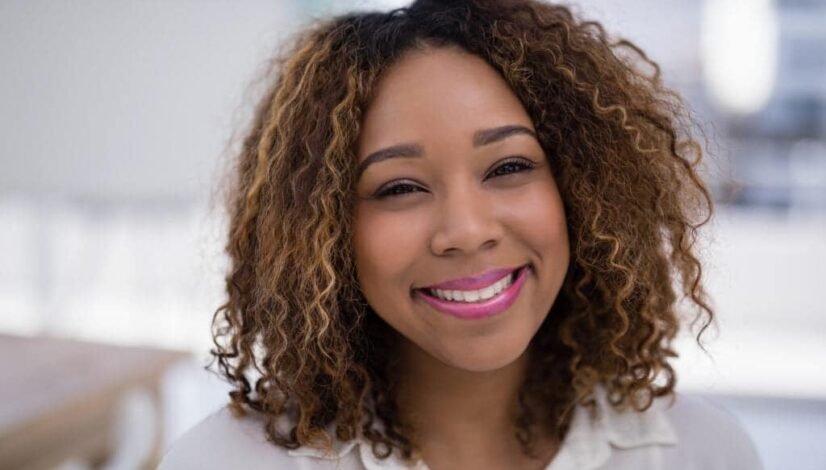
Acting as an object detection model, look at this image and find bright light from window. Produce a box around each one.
[701,0,779,115]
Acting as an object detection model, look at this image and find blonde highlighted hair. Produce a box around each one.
[210,0,714,462]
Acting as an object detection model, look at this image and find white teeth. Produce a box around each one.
[428,270,518,303]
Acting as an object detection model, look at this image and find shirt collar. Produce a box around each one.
[546,386,678,470]
[287,385,678,470]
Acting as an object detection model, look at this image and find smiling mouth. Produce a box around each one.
[413,265,530,320]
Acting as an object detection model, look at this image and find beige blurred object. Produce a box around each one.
[0,334,189,470]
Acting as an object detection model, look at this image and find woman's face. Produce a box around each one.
[353,46,570,372]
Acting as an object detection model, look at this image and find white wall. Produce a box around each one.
[0,0,301,200]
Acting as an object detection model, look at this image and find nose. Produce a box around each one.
[429,181,504,256]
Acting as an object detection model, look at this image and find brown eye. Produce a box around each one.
[374,181,425,199]
[486,157,536,179]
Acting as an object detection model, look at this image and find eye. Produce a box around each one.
[485,157,536,179]
[373,181,425,199]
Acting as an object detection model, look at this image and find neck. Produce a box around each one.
[396,341,531,456]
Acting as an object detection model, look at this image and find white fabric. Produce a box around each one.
[158,388,763,469]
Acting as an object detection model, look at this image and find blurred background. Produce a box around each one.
[0,0,823,469]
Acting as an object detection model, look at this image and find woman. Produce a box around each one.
[160,0,762,468]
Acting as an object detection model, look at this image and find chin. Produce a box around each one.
[437,336,531,373]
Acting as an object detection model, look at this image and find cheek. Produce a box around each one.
[353,205,428,293]
[500,181,569,247]
[535,191,568,251]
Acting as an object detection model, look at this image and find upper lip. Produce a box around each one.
[421,265,525,291]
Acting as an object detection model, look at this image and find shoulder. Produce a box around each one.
[158,406,365,470]
[157,406,299,470]
[661,393,763,470]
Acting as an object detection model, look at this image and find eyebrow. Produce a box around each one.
[356,124,537,177]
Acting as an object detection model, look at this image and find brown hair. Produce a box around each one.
[210,0,714,462]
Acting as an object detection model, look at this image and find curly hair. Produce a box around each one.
[209,0,715,463]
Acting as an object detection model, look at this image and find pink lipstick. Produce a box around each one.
[424,266,521,290]
[415,265,529,320]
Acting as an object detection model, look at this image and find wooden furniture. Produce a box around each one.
[0,334,190,470]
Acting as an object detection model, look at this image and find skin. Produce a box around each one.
[353,45,570,469]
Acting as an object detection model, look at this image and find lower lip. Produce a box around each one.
[415,266,529,320]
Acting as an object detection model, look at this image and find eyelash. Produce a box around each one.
[373,157,537,199]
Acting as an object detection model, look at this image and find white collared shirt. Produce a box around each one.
[159,388,763,469]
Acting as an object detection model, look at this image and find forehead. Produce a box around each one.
[357,46,533,158]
